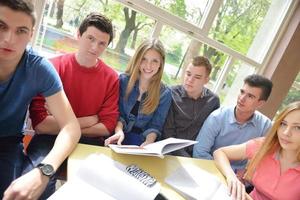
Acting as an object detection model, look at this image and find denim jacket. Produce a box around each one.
[118,73,172,139]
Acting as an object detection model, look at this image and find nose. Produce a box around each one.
[282,126,292,136]
[3,30,14,43]
[186,76,194,83]
[239,93,247,102]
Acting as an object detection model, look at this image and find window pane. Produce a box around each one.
[158,25,191,85]
[278,72,300,112]
[36,0,155,72]
[209,0,292,63]
[146,0,209,26]
[221,60,255,105]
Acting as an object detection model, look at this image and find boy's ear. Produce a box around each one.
[77,30,81,39]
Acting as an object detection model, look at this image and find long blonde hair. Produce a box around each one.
[124,38,165,115]
[244,101,300,180]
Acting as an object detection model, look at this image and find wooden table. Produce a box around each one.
[67,143,226,200]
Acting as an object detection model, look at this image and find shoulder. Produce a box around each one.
[253,111,271,124]
[98,60,119,80]
[211,106,231,117]
[119,73,129,83]
[25,48,55,74]
[246,137,264,158]
[204,87,219,100]
[170,85,183,96]
[160,84,172,97]
[50,53,72,63]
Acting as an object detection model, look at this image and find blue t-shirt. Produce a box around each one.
[0,47,62,137]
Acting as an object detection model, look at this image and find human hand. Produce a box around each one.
[140,133,157,147]
[104,130,125,146]
[3,168,49,200]
[226,175,246,200]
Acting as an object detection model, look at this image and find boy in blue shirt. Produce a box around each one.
[0,0,80,199]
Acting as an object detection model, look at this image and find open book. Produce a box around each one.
[109,137,198,158]
[49,154,160,200]
[165,164,232,200]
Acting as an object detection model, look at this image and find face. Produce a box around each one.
[236,83,265,114]
[183,64,209,99]
[77,26,110,64]
[139,49,162,81]
[277,110,300,152]
[0,6,33,63]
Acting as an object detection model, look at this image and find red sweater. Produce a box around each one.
[29,53,119,133]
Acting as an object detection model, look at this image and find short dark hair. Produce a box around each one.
[78,12,114,45]
[0,0,36,26]
[244,74,273,101]
[192,56,212,75]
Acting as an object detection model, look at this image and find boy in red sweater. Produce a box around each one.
[25,13,119,199]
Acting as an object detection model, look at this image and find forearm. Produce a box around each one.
[213,149,236,179]
[81,122,110,137]
[115,121,124,132]
[41,120,80,170]
[77,115,98,128]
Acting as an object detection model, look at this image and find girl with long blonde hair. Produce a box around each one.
[214,101,300,200]
[105,39,172,146]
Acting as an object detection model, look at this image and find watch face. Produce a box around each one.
[40,164,54,176]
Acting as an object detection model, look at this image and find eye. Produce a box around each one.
[294,126,300,131]
[280,121,287,127]
[0,23,7,31]
[87,35,94,41]
[98,41,107,47]
[16,28,29,34]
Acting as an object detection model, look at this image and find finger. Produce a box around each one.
[236,182,242,200]
[104,139,110,146]
[231,181,237,200]
[241,184,246,200]
[117,135,124,145]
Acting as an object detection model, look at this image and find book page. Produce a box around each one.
[109,138,197,157]
[165,164,231,200]
[144,138,198,155]
[49,154,160,200]
[48,177,116,200]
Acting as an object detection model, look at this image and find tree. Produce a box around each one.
[55,0,65,28]
[114,8,137,54]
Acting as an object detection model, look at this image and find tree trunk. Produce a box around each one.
[114,8,136,54]
[178,40,203,80]
[56,0,64,28]
[131,28,138,49]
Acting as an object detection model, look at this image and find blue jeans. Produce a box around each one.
[23,135,58,200]
[0,139,24,199]
[122,132,144,145]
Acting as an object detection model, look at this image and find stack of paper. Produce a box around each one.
[165,164,232,200]
[49,154,160,200]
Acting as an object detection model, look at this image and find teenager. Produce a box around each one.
[0,1,80,199]
[162,56,220,157]
[214,101,300,200]
[105,39,172,146]
[26,12,119,198]
[193,74,273,171]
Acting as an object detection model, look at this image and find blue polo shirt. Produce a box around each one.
[0,47,62,137]
[193,106,271,170]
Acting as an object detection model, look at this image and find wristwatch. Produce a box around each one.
[37,163,55,177]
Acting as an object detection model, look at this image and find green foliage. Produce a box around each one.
[211,0,271,54]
